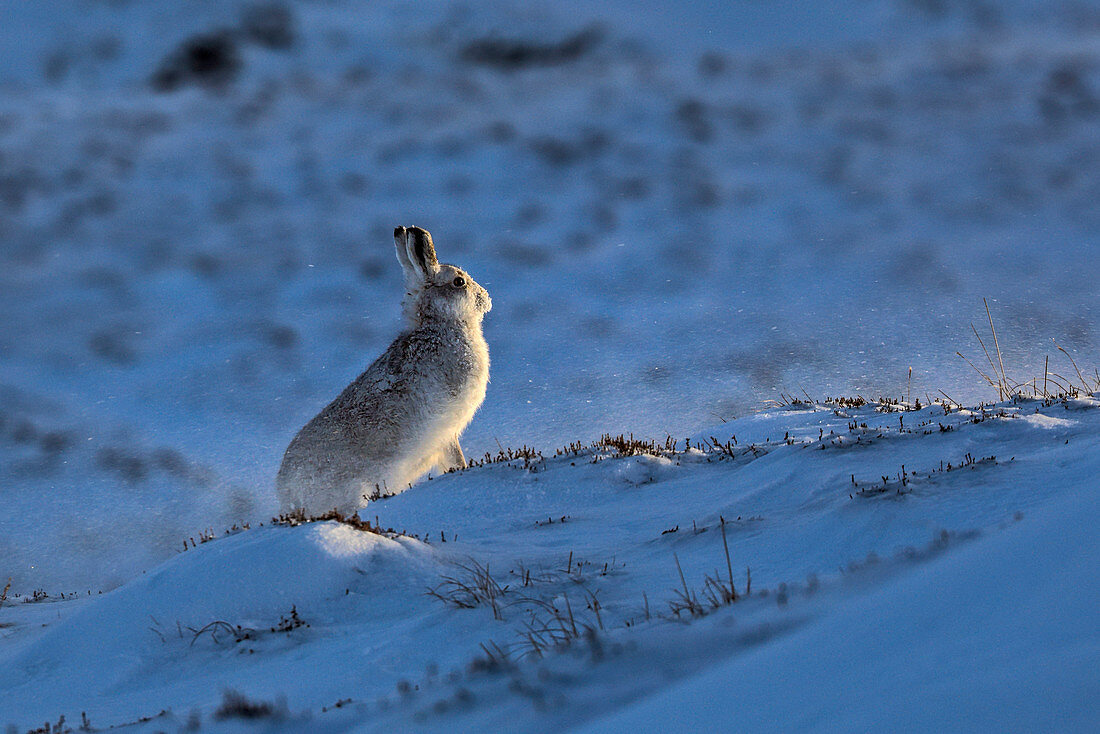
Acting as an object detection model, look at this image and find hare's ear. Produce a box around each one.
[394,226,416,276]
[393,226,413,269]
[404,226,440,280]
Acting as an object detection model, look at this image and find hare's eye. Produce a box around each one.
[452,276,466,288]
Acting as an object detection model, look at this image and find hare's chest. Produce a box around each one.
[428,335,485,431]
[446,333,489,400]
[404,325,488,427]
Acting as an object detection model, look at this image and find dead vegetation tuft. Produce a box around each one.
[269,507,397,536]
[429,552,619,664]
[428,560,508,620]
[178,508,405,555]
[668,518,749,618]
[958,299,1099,401]
[145,605,309,648]
[465,444,544,470]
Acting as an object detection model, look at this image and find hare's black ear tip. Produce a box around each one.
[394,226,407,238]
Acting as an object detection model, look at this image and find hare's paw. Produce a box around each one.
[441,438,467,471]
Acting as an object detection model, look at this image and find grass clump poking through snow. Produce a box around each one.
[428,554,614,663]
[4,390,1099,730]
[176,506,406,556]
[428,560,508,620]
[269,507,395,534]
[589,433,681,457]
[957,299,1100,401]
[184,606,309,648]
[456,433,694,474]
[511,593,607,662]
[669,518,750,619]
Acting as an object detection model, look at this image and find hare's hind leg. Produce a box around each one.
[438,437,467,471]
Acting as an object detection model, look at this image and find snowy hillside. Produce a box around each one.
[3,0,1100,595]
[2,395,1098,731]
[2,0,1100,730]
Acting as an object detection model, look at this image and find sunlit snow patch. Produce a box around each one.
[1021,413,1076,430]
[613,453,675,485]
[0,521,438,724]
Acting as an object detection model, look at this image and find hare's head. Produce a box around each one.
[394,226,491,325]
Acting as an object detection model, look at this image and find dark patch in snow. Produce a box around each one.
[213,689,286,720]
[152,31,241,92]
[460,26,603,70]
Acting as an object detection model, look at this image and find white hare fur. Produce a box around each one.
[276,226,491,515]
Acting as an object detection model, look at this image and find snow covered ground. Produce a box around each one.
[2,0,1100,730]
[2,395,1098,731]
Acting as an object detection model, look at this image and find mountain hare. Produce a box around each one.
[276,226,491,515]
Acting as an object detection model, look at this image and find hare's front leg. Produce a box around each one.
[439,437,467,471]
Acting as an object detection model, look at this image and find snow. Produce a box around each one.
[3,396,1099,731]
[583,482,1100,733]
[2,0,1100,730]
[0,523,448,734]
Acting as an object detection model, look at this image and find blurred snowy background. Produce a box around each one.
[2,0,1099,591]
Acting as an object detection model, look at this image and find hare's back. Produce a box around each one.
[282,385,394,460]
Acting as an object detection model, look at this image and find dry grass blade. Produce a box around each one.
[581,587,604,631]
[984,298,1010,398]
[698,517,739,608]
[720,517,736,601]
[563,594,578,637]
[969,321,1002,394]
[669,553,704,618]
[477,640,513,669]
[1053,339,1091,393]
[957,349,999,391]
[938,390,961,410]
